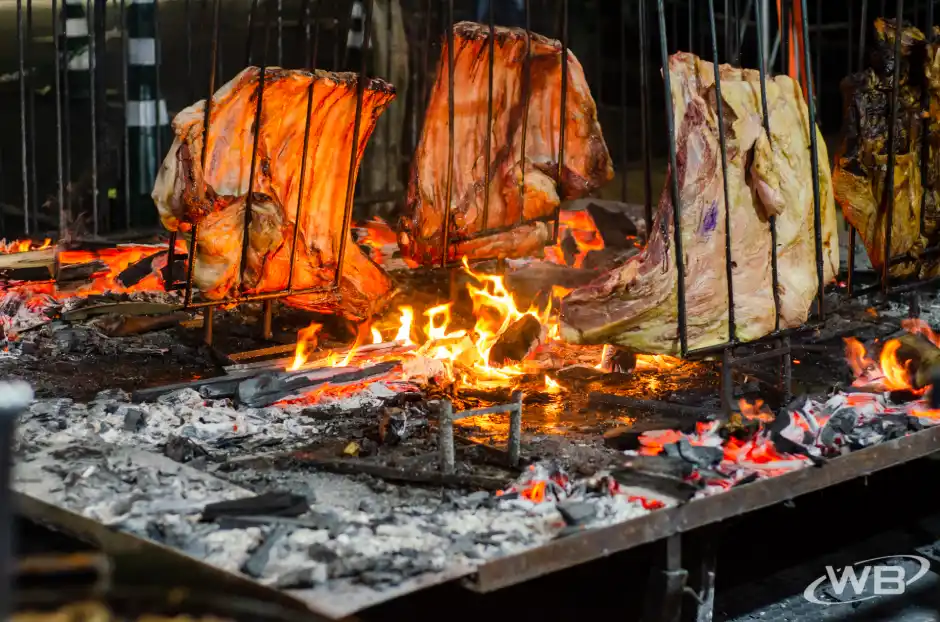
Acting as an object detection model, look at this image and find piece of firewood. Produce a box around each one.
[894,334,940,389]
[488,314,541,366]
[236,360,401,408]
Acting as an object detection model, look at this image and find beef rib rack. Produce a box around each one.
[152,66,396,321]
[560,53,839,355]
[398,21,614,266]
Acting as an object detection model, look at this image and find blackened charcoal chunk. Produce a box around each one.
[556,501,597,527]
[663,438,723,468]
[828,408,860,434]
[308,543,340,563]
[122,407,148,432]
[379,408,409,445]
[164,435,208,464]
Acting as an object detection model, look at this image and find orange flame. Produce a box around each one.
[289,322,322,371]
[0,238,52,254]
[543,210,609,269]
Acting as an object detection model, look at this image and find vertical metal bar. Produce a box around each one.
[287,74,316,292]
[639,0,654,237]
[53,0,66,242]
[153,0,163,162]
[921,0,934,239]
[26,0,37,234]
[518,0,532,225]
[552,0,569,245]
[185,0,221,308]
[245,0,258,66]
[385,0,393,193]
[300,0,310,65]
[277,0,283,66]
[186,0,193,102]
[335,0,374,281]
[882,1,905,296]
[799,0,826,318]
[62,0,72,221]
[657,0,688,356]
[310,0,321,68]
[724,0,731,60]
[121,0,131,229]
[439,400,455,474]
[620,0,629,203]
[262,300,273,339]
[708,0,736,354]
[849,0,868,297]
[755,0,780,331]
[688,0,694,52]
[239,0,272,284]
[481,0,495,233]
[17,0,29,235]
[815,0,821,119]
[87,0,99,235]
[780,0,789,75]
[203,306,214,344]
[439,0,455,267]
[508,390,522,467]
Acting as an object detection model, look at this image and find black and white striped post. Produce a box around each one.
[64,0,90,97]
[126,0,169,227]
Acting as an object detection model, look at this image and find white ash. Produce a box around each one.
[874,292,940,326]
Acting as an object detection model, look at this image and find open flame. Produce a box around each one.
[543,210,608,269]
[290,323,323,371]
[843,317,940,395]
[0,238,52,254]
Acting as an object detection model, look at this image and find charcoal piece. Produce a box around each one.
[931,369,940,408]
[122,407,148,432]
[199,381,239,399]
[609,467,699,503]
[202,492,309,522]
[828,408,860,434]
[770,434,826,466]
[487,314,541,365]
[556,501,597,527]
[560,230,579,266]
[664,438,723,468]
[241,525,290,578]
[733,473,760,487]
[584,201,639,246]
[270,564,328,589]
[164,435,208,463]
[581,247,639,272]
[378,408,409,445]
[308,543,340,563]
[116,250,165,288]
[622,454,695,479]
[603,419,689,451]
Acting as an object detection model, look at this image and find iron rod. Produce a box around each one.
[310,0,321,68]
[815,0,821,118]
[882,1,905,296]
[849,0,868,297]
[639,0,654,236]
[300,0,310,65]
[186,0,193,102]
[61,0,72,221]
[657,0,688,355]
[439,0,455,267]
[262,300,273,339]
[518,0,531,225]
[17,0,29,235]
[481,0,495,234]
[245,0,259,67]
[239,1,272,285]
[277,0,283,66]
[153,0,163,187]
[335,0,373,283]
[921,0,935,239]
[286,74,317,292]
[552,0,569,245]
[708,0,737,350]
[120,0,130,230]
[203,306,214,344]
[87,0,98,236]
[754,0,781,331]
[799,0,826,319]
[620,0,629,202]
[52,0,65,242]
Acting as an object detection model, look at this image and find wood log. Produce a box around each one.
[57,260,108,283]
[505,261,599,308]
[90,312,190,337]
[236,360,401,408]
[0,248,55,281]
[488,314,541,366]
[894,334,940,389]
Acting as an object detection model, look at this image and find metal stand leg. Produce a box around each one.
[720,348,734,413]
[642,534,688,622]
[909,292,921,319]
[203,306,215,345]
[262,300,274,340]
[683,538,717,622]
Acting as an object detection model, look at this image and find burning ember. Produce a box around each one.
[0,238,52,253]
[844,318,940,395]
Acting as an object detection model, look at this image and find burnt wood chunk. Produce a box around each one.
[487,314,541,366]
[584,201,638,247]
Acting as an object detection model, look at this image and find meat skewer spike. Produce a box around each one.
[799,0,826,318]
[518,0,532,226]
[754,0,781,331]
[481,0,495,236]
[657,0,688,356]
[882,1,906,295]
[440,0,455,269]
[708,0,737,343]
[245,0,259,67]
[552,0,569,245]
[639,0,653,233]
[336,0,374,284]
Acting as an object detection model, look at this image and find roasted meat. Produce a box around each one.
[833,18,934,279]
[152,66,396,320]
[398,21,614,265]
[560,53,839,355]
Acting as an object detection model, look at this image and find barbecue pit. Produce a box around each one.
[3,1,940,621]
